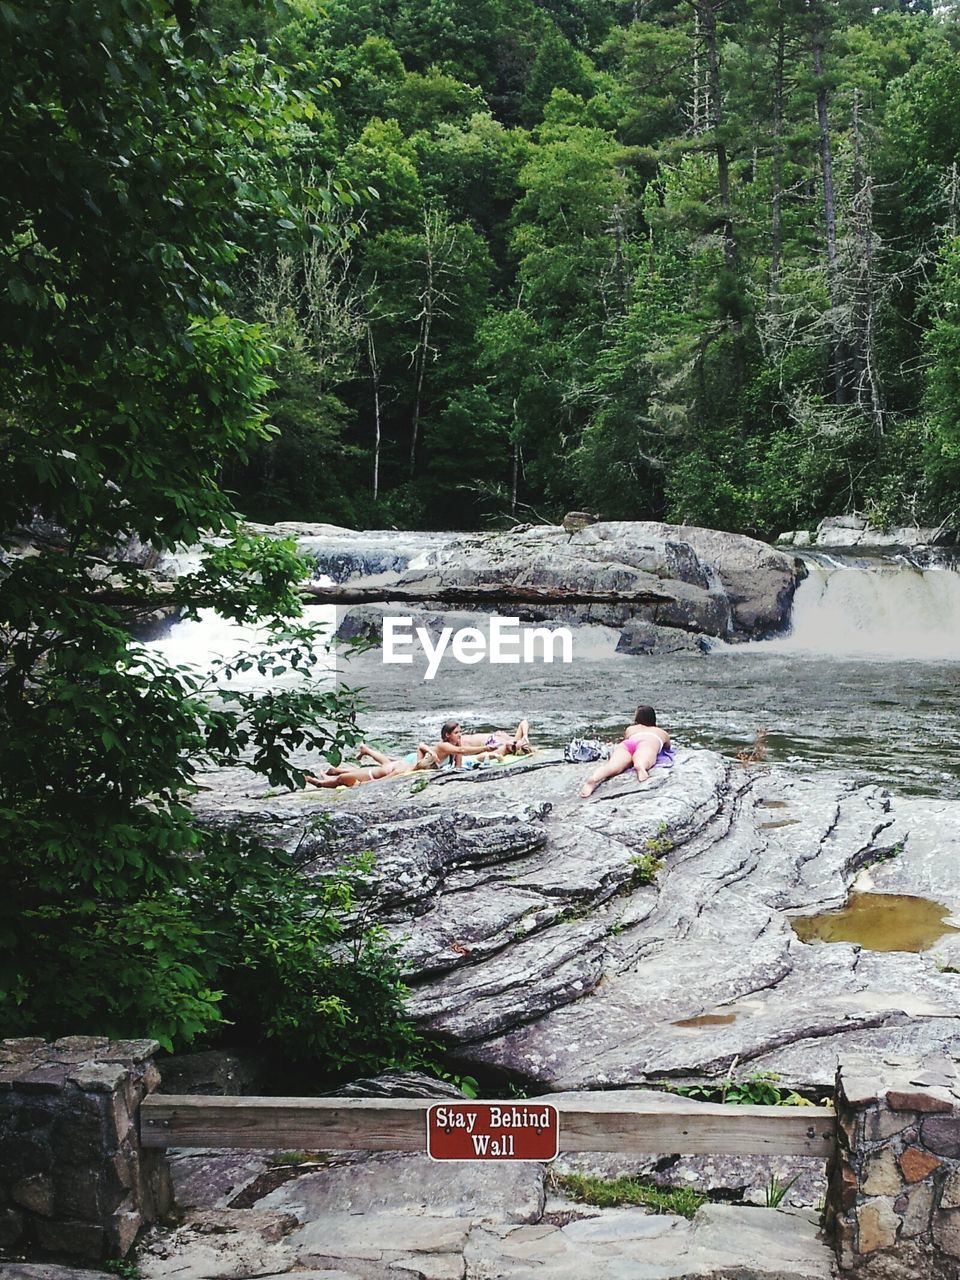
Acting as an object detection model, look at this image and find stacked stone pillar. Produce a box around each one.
[829,1052,960,1278]
[0,1037,172,1260]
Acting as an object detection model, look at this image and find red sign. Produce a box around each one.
[426,1102,559,1161]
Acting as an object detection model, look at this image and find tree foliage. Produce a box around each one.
[186,0,960,534]
[0,0,421,1074]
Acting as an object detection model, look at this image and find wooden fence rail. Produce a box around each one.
[140,1093,835,1159]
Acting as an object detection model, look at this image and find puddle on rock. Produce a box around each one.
[761,818,800,829]
[672,1012,738,1028]
[791,892,960,953]
[758,799,792,809]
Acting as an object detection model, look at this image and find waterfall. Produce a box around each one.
[774,556,960,659]
[146,570,338,687]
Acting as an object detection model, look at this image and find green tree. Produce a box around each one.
[0,0,419,1072]
[111,0,960,534]
[339,116,423,229]
[521,23,597,123]
[388,66,487,134]
[925,238,960,507]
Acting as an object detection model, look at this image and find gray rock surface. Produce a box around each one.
[194,750,960,1094]
[778,515,959,560]
[250,520,799,642]
[135,1151,836,1280]
[138,1208,298,1279]
[168,1148,274,1210]
[616,617,713,655]
[157,1048,265,1096]
[466,1205,833,1279]
[0,1269,107,1280]
[257,1151,545,1223]
[331,1070,464,1098]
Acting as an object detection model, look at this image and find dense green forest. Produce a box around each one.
[197,0,960,536]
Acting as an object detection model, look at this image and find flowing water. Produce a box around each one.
[149,551,960,798]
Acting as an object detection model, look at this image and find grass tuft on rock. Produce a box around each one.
[552,1171,707,1219]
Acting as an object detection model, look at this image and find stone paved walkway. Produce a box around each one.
[0,1147,838,1280]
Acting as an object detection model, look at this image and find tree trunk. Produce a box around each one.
[610,200,630,313]
[691,7,707,136]
[409,307,431,478]
[852,182,884,439]
[409,208,459,478]
[811,17,846,403]
[694,0,742,381]
[367,324,382,501]
[697,0,736,277]
[510,399,519,519]
[769,6,786,313]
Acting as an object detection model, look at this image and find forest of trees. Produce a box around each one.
[196,0,960,537]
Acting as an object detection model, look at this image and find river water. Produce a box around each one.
[339,557,960,798]
[150,554,960,799]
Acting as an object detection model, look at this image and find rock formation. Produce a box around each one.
[247,520,801,654]
[195,749,960,1095]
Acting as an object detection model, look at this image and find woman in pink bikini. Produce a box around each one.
[579,705,670,798]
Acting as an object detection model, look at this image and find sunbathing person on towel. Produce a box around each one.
[431,718,532,767]
[305,743,437,789]
[579,705,671,798]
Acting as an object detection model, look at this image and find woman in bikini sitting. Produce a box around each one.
[305,743,438,789]
[433,718,532,767]
[579,705,670,798]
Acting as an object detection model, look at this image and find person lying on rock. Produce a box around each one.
[305,743,438,789]
[579,705,671,798]
[432,718,533,767]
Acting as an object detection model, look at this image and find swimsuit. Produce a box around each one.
[622,731,666,755]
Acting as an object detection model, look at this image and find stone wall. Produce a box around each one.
[0,1037,173,1261]
[829,1052,960,1279]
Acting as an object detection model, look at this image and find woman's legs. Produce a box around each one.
[357,743,395,766]
[631,738,661,782]
[580,744,633,798]
[305,764,389,788]
[413,746,438,770]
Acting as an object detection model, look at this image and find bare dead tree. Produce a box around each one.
[809,1,847,403]
[849,91,884,440]
[946,161,959,239]
[249,200,368,397]
[366,324,382,501]
[407,206,467,477]
[769,1,787,312]
[689,5,709,137]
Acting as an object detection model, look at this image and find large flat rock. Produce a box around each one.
[195,747,960,1093]
[257,1150,544,1223]
[239,520,799,641]
[466,1205,833,1280]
